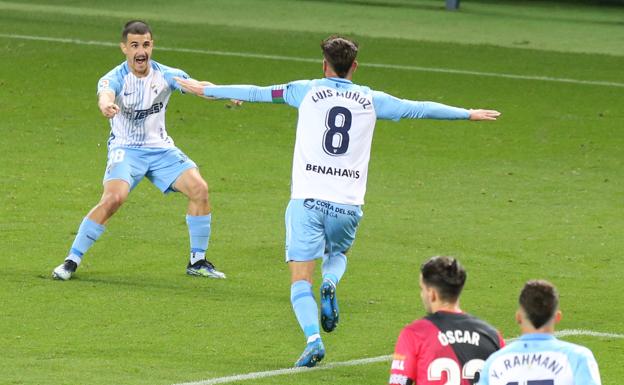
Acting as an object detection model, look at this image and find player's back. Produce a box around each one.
[390,311,504,385]
[478,334,602,385]
[286,78,377,205]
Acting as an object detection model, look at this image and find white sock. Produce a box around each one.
[190,251,205,265]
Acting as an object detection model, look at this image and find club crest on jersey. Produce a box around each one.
[438,329,480,346]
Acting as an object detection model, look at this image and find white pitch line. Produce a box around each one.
[554,329,624,339]
[172,355,392,385]
[1,33,624,88]
[173,329,622,385]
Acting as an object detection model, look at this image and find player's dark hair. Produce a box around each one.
[519,280,559,329]
[320,35,359,78]
[122,20,152,41]
[420,256,466,302]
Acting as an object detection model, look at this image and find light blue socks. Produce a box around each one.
[322,252,347,285]
[291,280,320,342]
[186,214,211,264]
[66,217,105,265]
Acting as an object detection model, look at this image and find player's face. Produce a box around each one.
[121,33,153,77]
[419,275,433,314]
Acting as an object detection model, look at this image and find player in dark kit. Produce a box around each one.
[389,256,504,385]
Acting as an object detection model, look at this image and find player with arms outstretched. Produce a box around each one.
[176,36,501,367]
[477,280,601,385]
[389,256,504,385]
[52,20,226,280]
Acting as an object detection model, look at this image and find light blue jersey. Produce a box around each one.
[97,60,189,149]
[477,334,601,385]
[202,78,469,205]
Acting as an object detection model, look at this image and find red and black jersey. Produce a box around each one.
[389,311,504,385]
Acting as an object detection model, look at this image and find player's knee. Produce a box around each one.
[101,191,127,211]
[188,179,209,201]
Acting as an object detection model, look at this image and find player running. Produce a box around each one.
[477,280,602,385]
[175,35,501,367]
[389,256,504,385]
[52,20,226,280]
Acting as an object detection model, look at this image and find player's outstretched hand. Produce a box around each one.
[175,77,205,96]
[100,102,120,118]
[469,109,501,121]
[175,77,243,106]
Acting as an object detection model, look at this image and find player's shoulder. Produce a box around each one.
[462,312,500,333]
[98,61,128,91]
[101,61,129,79]
[486,338,523,359]
[284,79,314,91]
[552,337,596,358]
[150,60,182,75]
[402,317,439,336]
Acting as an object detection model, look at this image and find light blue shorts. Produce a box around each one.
[285,198,363,262]
[103,147,197,193]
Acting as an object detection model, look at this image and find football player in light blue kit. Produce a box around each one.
[477,280,602,385]
[52,20,226,280]
[176,36,500,367]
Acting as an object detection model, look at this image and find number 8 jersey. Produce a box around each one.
[389,311,505,385]
[273,78,470,205]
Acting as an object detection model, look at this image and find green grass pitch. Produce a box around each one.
[0,1,623,384]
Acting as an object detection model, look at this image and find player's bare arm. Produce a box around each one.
[469,109,501,121]
[98,90,120,118]
[175,77,206,96]
[176,77,242,105]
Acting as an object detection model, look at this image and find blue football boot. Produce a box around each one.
[294,338,325,368]
[320,280,339,332]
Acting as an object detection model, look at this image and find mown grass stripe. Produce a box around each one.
[1,33,624,88]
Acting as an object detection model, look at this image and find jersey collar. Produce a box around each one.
[519,333,556,341]
[326,77,353,84]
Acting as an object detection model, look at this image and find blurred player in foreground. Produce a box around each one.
[53,20,226,280]
[389,256,504,385]
[175,35,501,367]
[477,280,602,385]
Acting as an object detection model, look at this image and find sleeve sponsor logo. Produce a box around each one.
[388,373,409,385]
[391,359,405,371]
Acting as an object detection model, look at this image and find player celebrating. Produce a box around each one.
[477,280,602,385]
[52,20,226,280]
[388,256,504,385]
[175,36,501,367]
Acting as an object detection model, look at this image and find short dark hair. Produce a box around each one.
[122,20,152,42]
[519,280,559,329]
[320,35,359,78]
[420,256,466,302]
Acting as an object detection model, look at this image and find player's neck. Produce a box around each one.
[131,64,151,78]
[521,325,556,335]
[431,302,462,314]
[324,69,353,81]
